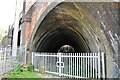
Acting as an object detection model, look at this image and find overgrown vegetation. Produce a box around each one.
[39,64,45,74]
[7,63,39,78]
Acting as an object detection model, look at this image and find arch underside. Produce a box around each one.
[31,2,114,78]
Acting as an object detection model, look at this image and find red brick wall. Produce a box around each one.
[24,2,51,45]
[25,21,31,45]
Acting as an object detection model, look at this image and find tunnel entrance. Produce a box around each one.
[36,28,90,53]
[32,2,100,53]
[31,2,114,77]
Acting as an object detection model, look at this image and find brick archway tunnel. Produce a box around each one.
[20,2,120,78]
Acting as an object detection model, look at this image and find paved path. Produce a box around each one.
[37,73,60,78]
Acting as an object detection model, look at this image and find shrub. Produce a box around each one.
[15,63,23,72]
[28,63,34,72]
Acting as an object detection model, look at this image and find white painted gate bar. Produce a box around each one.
[98,52,101,78]
[93,53,95,78]
[32,52,105,78]
[101,52,105,78]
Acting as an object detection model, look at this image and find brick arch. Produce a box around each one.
[29,2,61,49]
[28,2,119,78]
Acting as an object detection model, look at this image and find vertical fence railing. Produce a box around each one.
[17,46,27,64]
[0,46,27,79]
[0,47,14,79]
[101,52,105,78]
[32,52,105,78]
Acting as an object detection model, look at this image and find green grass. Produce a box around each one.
[7,71,39,78]
[6,63,41,79]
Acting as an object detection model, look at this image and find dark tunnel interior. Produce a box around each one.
[36,28,90,53]
[33,3,94,53]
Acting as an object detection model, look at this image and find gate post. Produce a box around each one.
[58,53,62,77]
[32,52,34,65]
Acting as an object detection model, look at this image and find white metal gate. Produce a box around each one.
[32,52,105,78]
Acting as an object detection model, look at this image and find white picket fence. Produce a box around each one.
[32,52,105,78]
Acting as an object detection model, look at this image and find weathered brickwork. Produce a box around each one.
[82,2,120,65]
[20,2,120,78]
[24,2,50,45]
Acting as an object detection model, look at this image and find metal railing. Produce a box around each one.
[0,46,27,79]
[32,52,105,78]
[0,48,14,79]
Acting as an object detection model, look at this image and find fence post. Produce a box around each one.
[98,52,101,78]
[3,48,7,74]
[58,53,62,77]
[32,52,34,65]
[101,52,105,78]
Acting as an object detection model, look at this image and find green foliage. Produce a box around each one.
[8,71,39,78]
[15,64,23,72]
[0,28,6,40]
[39,64,45,74]
[28,63,34,72]
[7,63,39,78]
